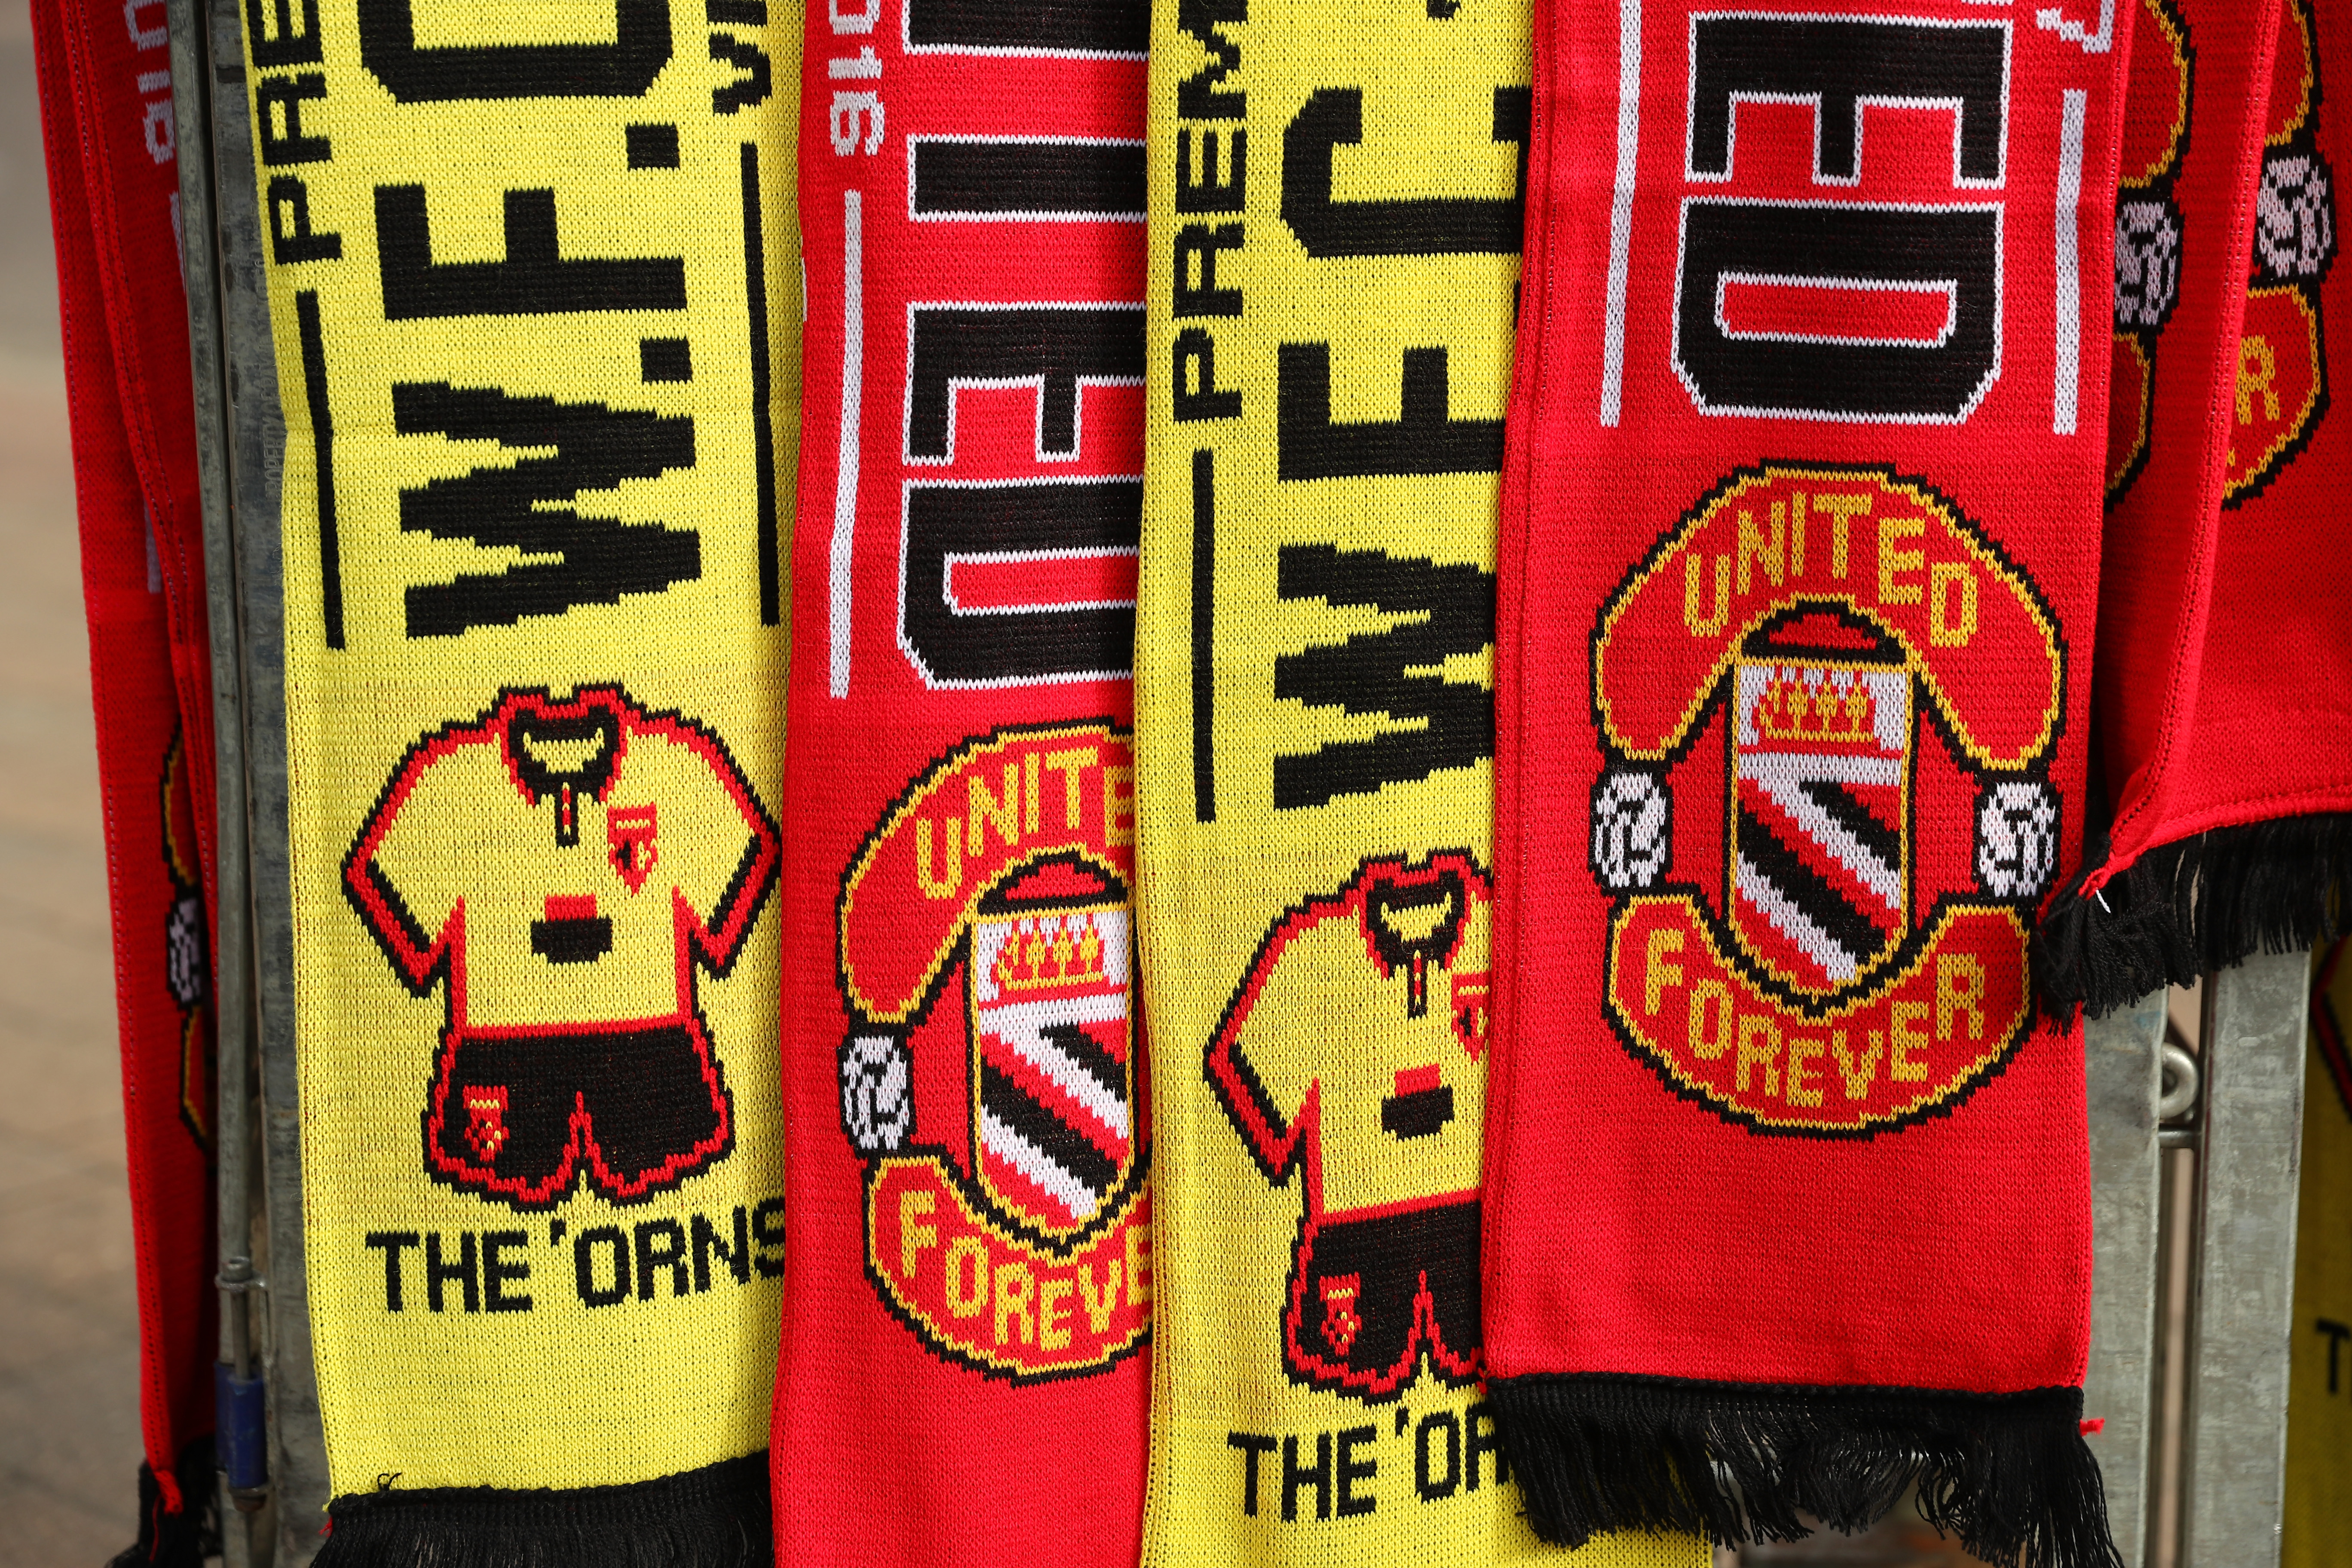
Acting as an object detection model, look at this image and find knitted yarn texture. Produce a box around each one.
[771,0,1154,1558]
[235,0,801,1556]
[2038,0,2352,1016]
[1485,2,2130,1561]
[34,0,222,1553]
[1134,0,1699,1560]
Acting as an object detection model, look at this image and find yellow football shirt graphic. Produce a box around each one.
[1207,852,1489,1401]
[236,0,800,1498]
[346,686,781,1210]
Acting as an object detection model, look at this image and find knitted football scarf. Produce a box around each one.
[1483,3,2129,1562]
[2289,937,2352,1568]
[234,0,799,1555]
[769,0,1152,1558]
[1132,0,1693,1560]
[2037,0,2352,1015]
[34,3,223,1558]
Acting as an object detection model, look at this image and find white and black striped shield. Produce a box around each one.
[1729,658,1911,995]
[968,891,1136,1234]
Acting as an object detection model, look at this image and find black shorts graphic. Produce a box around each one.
[1283,1196,1482,1400]
[425,1020,733,1208]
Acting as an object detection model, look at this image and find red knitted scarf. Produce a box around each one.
[2038,0,2352,1015]
[1485,4,2129,1562]
[773,0,1152,1557]
[33,0,220,1557]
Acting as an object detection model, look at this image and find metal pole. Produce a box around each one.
[197,1,332,1557]
[2178,951,2311,1568]
[159,0,272,1554]
[2083,989,2168,1566]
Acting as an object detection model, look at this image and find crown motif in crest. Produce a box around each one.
[1752,668,1878,747]
[992,913,1111,992]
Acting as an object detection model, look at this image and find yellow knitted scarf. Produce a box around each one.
[1134,0,1698,1559]
[238,0,799,1553]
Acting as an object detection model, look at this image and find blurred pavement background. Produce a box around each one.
[0,12,146,1564]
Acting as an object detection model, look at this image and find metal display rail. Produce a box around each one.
[166,0,323,1558]
[2082,954,2312,1567]
[159,2,2318,1562]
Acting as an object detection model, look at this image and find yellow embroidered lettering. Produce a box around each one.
[1830,1029,1883,1099]
[1930,561,1978,646]
[1076,1259,1122,1332]
[1784,1035,1825,1106]
[1644,927,1685,1015]
[1043,746,1097,828]
[1684,553,1731,635]
[946,1236,989,1317]
[1737,505,1785,594]
[1734,1014,1781,1095]
[1816,492,1870,579]
[1890,1001,1932,1080]
[1038,1276,1075,1350]
[967,763,1020,854]
[1103,764,1136,847]
[1936,953,1987,1041]
[1688,980,1732,1060]
[899,1188,937,1280]
[994,1261,1036,1345]
[1125,1221,1152,1309]
[916,816,961,897]
[1877,515,1925,606]
[2239,335,2281,422]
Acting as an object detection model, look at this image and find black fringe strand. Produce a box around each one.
[1489,1375,2120,1568]
[107,1438,220,1568]
[2030,813,2351,1020]
[313,1451,772,1568]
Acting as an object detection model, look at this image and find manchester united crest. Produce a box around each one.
[2110,0,2337,504]
[2229,0,2336,503]
[2105,0,2191,500]
[837,722,1151,1382]
[162,727,214,1149]
[1590,464,2063,1136]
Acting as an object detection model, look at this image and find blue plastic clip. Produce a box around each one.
[214,1361,268,1493]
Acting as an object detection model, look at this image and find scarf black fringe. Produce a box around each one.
[107,1438,220,1568]
[313,1452,772,1568]
[2030,812,2352,1020]
[1488,1375,2121,1568]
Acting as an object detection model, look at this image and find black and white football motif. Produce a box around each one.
[166,893,207,1008]
[840,1032,915,1155]
[1975,780,2059,900]
[2256,150,2337,284]
[1590,769,1672,892]
[2115,197,2184,331]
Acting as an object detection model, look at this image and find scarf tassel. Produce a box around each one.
[2031,812,2352,1020]
[311,1453,773,1568]
[109,1439,221,1568]
[1490,1377,2122,1568]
